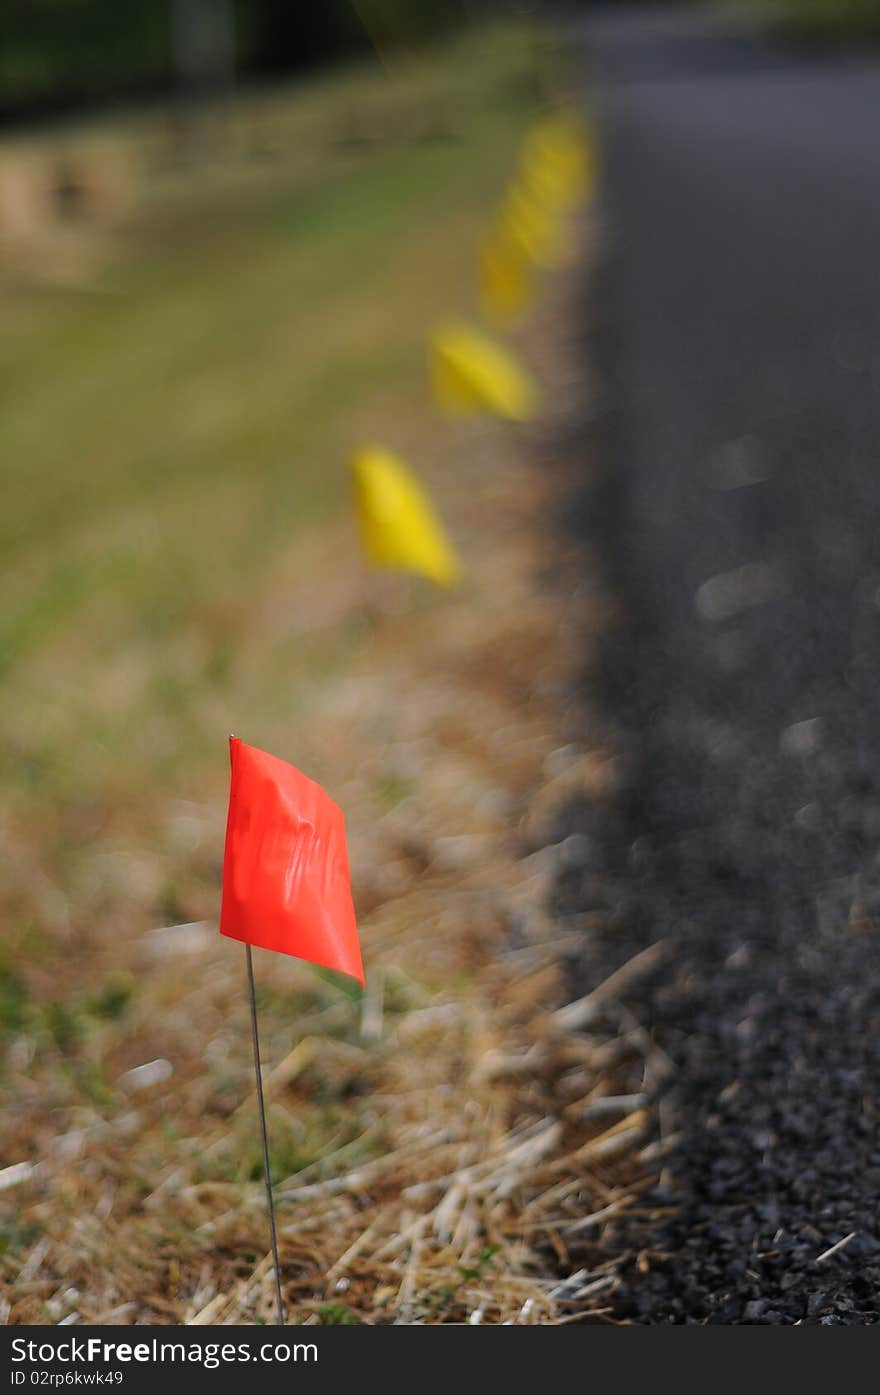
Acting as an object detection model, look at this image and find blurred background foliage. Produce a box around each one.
[0,0,471,122]
[5,0,878,128]
[583,0,880,44]
[754,0,880,41]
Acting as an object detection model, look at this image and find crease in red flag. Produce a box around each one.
[220,736,364,987]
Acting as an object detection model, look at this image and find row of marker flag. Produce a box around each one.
[224,100,595,1020]
[351,107,595,595]
[218,103,596,1323]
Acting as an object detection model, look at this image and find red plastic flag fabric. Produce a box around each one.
[220,737,364,986]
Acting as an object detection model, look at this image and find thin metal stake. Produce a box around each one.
[245,943,286,1326]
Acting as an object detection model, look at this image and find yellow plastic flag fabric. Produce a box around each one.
[519,112,595,213]
[351,445,461,588]
[430,321,538,421]
[479,230,534,326]
[499,180,573,269]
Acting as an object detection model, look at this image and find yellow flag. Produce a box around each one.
[498,180,573,269]
[479,230,534,326]
[520,112,595,213]
[430,321,538,421]
[351,445,461,588]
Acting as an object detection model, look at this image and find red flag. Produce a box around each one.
[220,737,364,986]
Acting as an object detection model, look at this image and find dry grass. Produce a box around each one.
[1,25,656,1327]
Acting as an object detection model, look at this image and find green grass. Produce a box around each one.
[0,23,540,886]
[0,958,29,1039]
[313,1302,363,1325]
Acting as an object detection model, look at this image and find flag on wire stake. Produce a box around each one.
[220,736,363,1324]
[429,321,539,422]
[519,112,594,214]
[479,230,534,328]
[498,179,574,269]
[351,444,461,588]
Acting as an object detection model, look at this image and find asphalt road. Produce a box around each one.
[560,5,880,1323]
